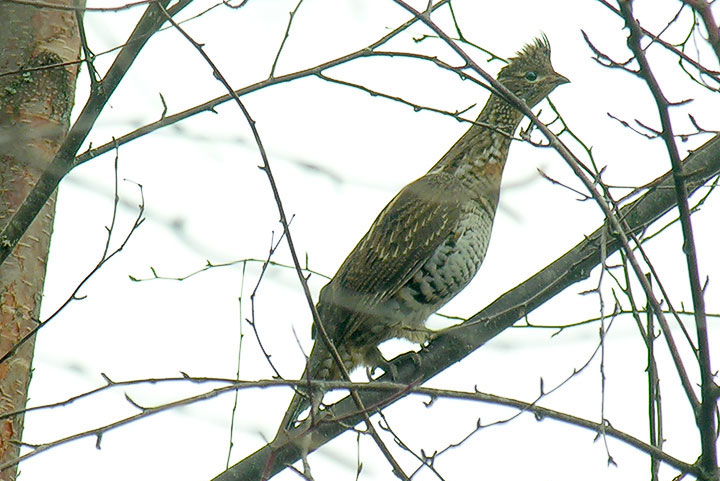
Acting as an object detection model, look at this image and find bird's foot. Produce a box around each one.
[393,350,422,372]
[364,346,400,381]
[367,359,399,381]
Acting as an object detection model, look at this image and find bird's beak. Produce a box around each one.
[553,72,570,86]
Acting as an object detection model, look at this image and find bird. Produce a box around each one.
[276,35,568,436]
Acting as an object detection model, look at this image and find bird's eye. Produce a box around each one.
[525,71,538,81]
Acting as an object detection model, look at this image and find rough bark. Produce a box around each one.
[0,1,82,478]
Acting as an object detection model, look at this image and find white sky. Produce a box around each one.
[18,0,720,480]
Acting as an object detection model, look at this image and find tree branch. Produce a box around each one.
[391,0,703,420]
[0,0,192,268]
[71,1,453,168]
[213,133,720,480]
[619,2,718,478]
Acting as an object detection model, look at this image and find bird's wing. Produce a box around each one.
[320,172,472,345]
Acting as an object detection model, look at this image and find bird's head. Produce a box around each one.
[497,35,569,108]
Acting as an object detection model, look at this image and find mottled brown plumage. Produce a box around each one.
[277,36,568,434]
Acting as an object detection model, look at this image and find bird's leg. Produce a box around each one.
[398,324,437,345]
[309,386,325,422]
[301,454,312,479]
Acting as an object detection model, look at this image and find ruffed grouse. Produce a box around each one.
[277,36,568,434]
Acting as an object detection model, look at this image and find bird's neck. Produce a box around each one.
[428,95,525,190]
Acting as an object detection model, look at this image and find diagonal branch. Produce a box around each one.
[71,0,453,168]
[213,133,720,481]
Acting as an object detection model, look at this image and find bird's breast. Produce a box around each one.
[397,201,494,321]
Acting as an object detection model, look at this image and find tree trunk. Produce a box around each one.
[0,2,82,478]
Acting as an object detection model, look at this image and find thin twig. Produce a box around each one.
[130,257,330,283]
[74,0,101,89]
[0,184,145,471]
[0,178,145,368]
[72,1,454,168]
[248,229,290,378]
[1,374,700,476]
[0,0,192,267]
[157,7,409,479]
[682,0,720,61]
[595,0,720,84]
[226,261,247,468]
[269,0,305,78]
[620,3,717,478]
[645,274,663,481]
[377,412,447,481]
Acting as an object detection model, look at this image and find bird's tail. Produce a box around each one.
[276,369,312,435]
[273,342,329,440]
